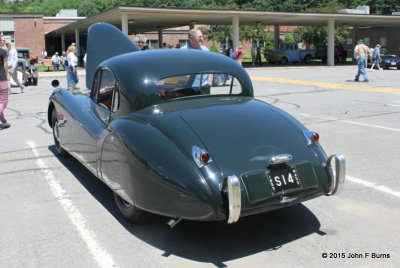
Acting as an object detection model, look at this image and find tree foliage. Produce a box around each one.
[2,0,400,16]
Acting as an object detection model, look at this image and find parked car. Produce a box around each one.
[10,47,39,86]
[368,52,400,70]
[47,23,345,226]
[265,43,315,64]
[315,45,347,63]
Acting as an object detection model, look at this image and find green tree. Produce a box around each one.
[294,25,350,47]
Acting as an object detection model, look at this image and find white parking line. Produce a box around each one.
[347,175,400,199]
[27,141,117,268]
[342,120,400,132]
[300,113,400,132]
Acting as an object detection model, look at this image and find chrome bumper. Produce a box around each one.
[325,154,346,195]
[227,175,241,224]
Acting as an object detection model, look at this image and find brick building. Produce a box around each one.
[0,11,83,59]
[356,27,400,54]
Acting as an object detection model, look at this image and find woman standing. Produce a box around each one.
[0,36,10,129]
[66,45,79,90]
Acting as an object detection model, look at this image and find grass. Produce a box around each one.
[36,64,84,72]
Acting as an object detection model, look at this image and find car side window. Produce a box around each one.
[94,68,119,112]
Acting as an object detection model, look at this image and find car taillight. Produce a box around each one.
[303,130,320,146]
[192,146,213,168]
[312,132,319,143]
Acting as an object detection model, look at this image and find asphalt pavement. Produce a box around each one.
[1,65,399,268]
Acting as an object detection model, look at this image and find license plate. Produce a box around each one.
[267,166,301,194]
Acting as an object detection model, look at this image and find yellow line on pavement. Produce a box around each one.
[251,76,400,94]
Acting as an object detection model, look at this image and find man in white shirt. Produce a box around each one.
[181,29,211,94]
[6,42,24,93]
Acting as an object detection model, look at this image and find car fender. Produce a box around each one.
[99,116,220,221]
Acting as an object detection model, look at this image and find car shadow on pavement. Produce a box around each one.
[49,145,322,267]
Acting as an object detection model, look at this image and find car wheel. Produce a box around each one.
[113,192,150,223]
[279,57,288,64]
[51,109,68,157]
[304,55,312,64]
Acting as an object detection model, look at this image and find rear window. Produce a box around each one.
[155,73,243,100]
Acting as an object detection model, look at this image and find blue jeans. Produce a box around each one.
[67,66,79,87]
[355,56,369,81]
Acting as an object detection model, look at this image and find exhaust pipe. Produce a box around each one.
[166,218,182,229]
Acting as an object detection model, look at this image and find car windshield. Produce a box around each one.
[155,73,243,100]
[17,51,29,59]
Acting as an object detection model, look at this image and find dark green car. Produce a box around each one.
[48,23,345,227]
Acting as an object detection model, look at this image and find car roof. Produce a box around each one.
[100,49,254,110]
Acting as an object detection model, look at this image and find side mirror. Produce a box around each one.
[51,80,60,88]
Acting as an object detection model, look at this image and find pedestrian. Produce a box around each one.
[353,39,370,82]
[51,52,60,71]
[370,44,381,71]
[255,45,262,66]
[181,29,210,94]
[60,52,67,71]
[181,29,209,51]
[0,36,10,129]
[235,45,244,65]
[5,42,24,93]
[66,45,79,90]
[251,44,256,66]
[134,35,146,50]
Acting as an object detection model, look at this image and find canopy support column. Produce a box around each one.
[274,25,280,49]
[232,16,239,51]
[327,19,335,66]
[121,13,128,35]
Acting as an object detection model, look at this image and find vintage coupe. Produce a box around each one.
[48,23,345,226]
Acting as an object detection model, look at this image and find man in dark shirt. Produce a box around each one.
[0,35,10,129]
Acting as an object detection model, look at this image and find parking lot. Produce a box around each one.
[1,65,399,268]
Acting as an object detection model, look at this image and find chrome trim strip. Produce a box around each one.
[227,175,241,224]
[280,196,298,204]
[326,154,346,195]
[269,154,293,166]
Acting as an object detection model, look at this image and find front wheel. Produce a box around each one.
[279,57,288,65]
[303,55,312,64]
[113,193,150,223]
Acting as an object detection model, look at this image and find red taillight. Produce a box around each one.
[192,146,213,168]
[200,152,210,163]
[312,132,319,142]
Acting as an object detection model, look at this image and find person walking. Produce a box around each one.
[354,39,370,82]
[6,42,24,93]
[0,36,10,129]
[66,45,79,90]
[370,44,382,71]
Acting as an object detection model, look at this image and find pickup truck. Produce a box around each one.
[265,43,315,64]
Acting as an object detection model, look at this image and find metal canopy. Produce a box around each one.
[47,6,400,36]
